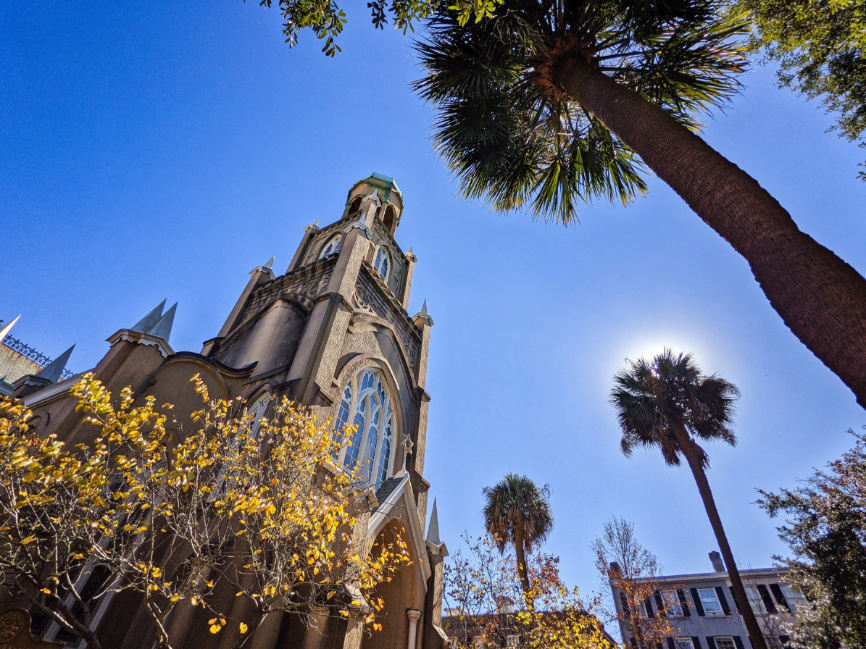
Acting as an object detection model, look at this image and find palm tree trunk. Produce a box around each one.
[552,55,866,409]
[669,426,768,649]
[513,528,532,604]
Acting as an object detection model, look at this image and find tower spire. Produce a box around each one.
[35,345,75,384]
[132,300,167,333]
[0,315,21,344]
[148,303,177,342]
[426,498,441,546]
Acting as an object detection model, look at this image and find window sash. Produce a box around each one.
[663,591,683,617]
[698,588,723,615]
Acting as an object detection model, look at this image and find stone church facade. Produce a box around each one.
[8,173,449,649]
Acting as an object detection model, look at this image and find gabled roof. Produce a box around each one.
[368,473,432,583]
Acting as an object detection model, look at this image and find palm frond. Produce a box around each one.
[412,0,748,220]
[482,473,554,555]
[610,349,739,468]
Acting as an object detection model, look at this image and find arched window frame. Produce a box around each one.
[319,234,342,259]
[373,247,391,282]
[332,368,396,488]
[248,393,271,439]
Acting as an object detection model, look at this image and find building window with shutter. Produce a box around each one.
[663,591,684,617]
[744,586,768,614]
[714,637,736,649]
[506,634,520,647]
[697,588,724,616]
[780,584,805,612]
[674,639,695,649]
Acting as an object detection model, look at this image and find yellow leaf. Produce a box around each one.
[209,624,221,634]
[40,589,51,595]
[239,623,248,634]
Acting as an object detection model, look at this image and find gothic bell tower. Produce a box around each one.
[15,173,448,649]
[201,172,433,508]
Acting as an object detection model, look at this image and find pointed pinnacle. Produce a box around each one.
[264,256,275,270]
[0,315,21,344]
[421,300,428,314]
[148,302,177,342]
[426,498,441,545]
[132,300,166,333]
[314,218,320,227]
[36,345,75,384]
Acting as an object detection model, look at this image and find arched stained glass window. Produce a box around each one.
[319,234,342,259]
[249,394,271,439]
[373,247,390,281]
[332,368,395,487]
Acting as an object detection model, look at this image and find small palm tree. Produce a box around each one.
[610,349,767,649]
[482,473,554,601]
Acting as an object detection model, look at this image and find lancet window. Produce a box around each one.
[332,368,395,488]
[249,393,271,438]
[373,247,390,281]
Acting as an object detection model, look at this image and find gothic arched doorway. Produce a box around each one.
[363,519,419,649]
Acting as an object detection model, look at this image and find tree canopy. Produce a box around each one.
[0,376,408,649]
[759,428,866,649]
[444,533,614,649]
[740,0,866,178]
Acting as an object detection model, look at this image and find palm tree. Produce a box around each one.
[610,349,767,649]
[414,0,866,409]
[482,473,553,600]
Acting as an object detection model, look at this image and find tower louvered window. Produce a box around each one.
[332,369,395,487]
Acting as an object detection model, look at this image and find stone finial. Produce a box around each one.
[412,300,434,327]
[362,190,381,207]
[304,219,320,232]
[400,432,414,473]
[131,300,167,333]
[0,314,21,344]
[426,498,441,546]
[264,255,275,270]
[35,345,75,384]
[148,302,177,342]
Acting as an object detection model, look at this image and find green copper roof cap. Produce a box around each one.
[348,172,403,204]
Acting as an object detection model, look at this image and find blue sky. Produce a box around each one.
[2,2,865,600]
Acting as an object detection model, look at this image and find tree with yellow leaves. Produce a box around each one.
[443,533,615,649]
[0,375,409,649]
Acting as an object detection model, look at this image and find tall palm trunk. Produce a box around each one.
[552,56,866,409]
[513,527,533,604]
[670,425,768,649]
